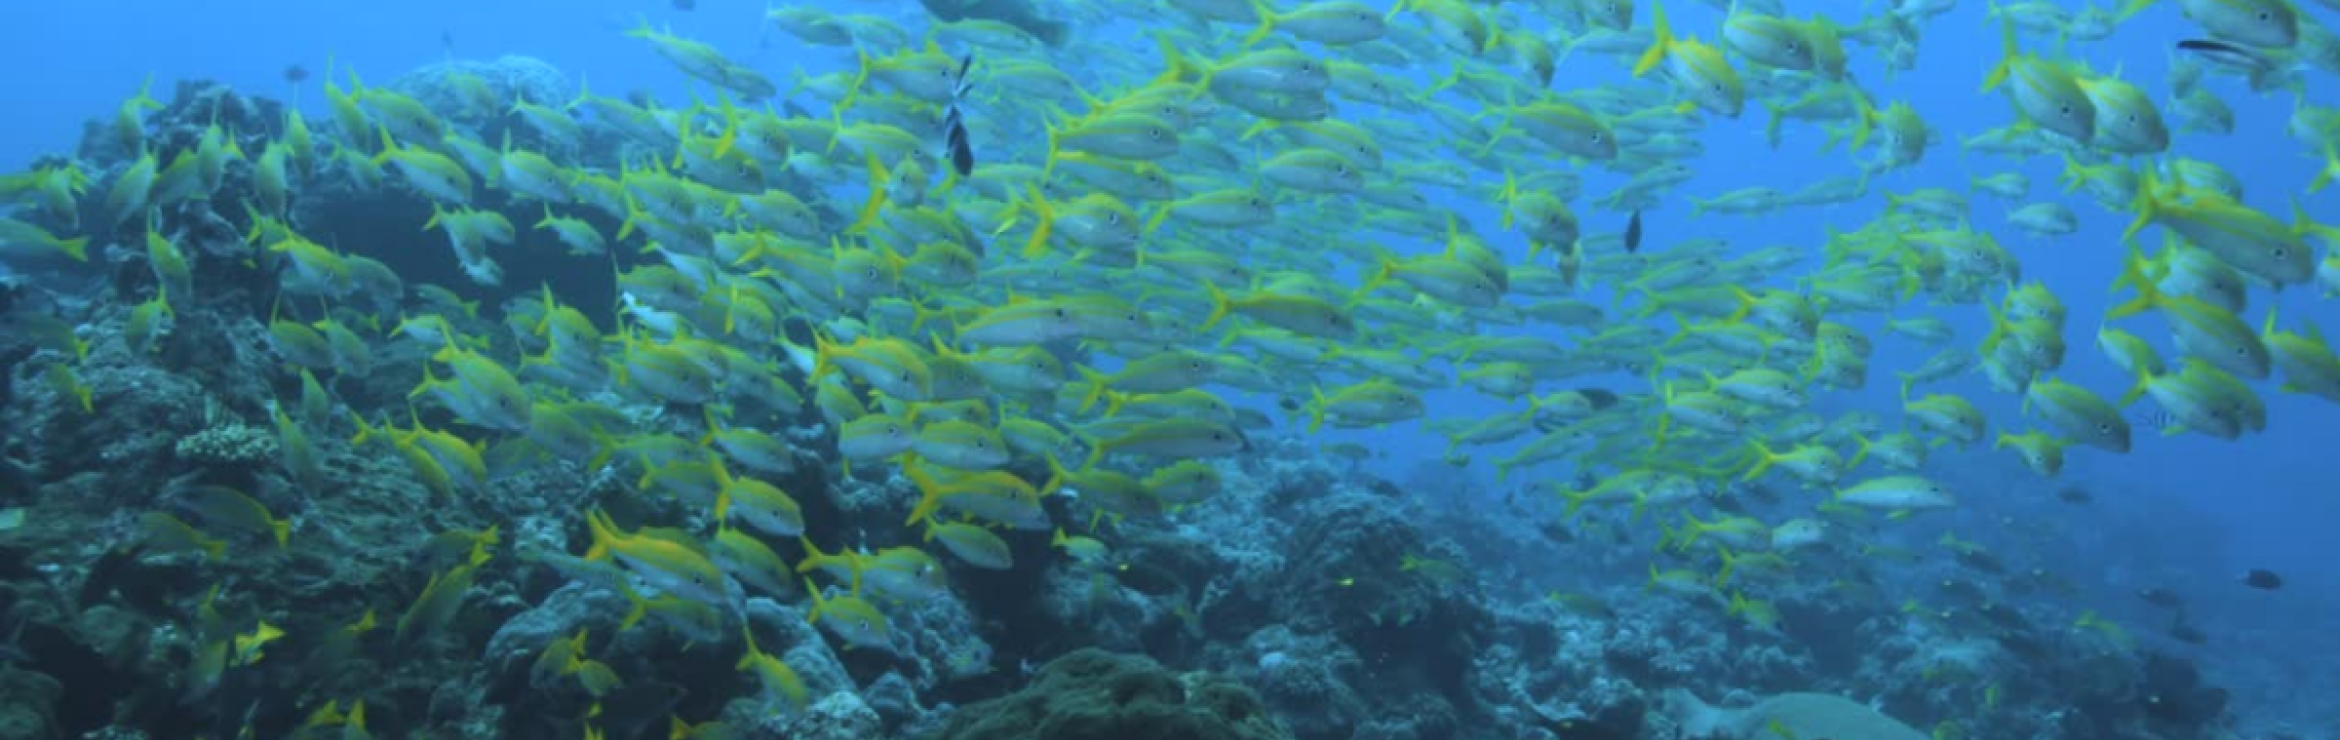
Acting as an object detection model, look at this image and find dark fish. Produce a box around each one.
[2055,486,2093,504]
[2167,617,2207,645]
[1533,517,1572,543]
[673,0,696,9]
[2241,569,2283,590]
[1972,601,2029,632]
[2176,39,2271,71]
[1574,388,1620,410]
[283,65,310,83]
[1955,549,2007,574]
[1277,397,1300,411]
[1623,209,1643,253]
[942,53,978,177]
[947,117,975,178]
[1704,494,1747,519]
[2136,587,2185,609]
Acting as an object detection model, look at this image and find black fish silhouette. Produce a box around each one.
[2241,569,2283,590]
[943,53,978,177]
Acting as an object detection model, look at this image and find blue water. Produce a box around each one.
[6,0,2338,734]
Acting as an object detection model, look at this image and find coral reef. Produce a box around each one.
[0,10,2282,740]
[922,648,1287,740]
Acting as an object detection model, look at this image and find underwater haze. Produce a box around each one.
[2,0,2339,739]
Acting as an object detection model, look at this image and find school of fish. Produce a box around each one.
[4,0,2340,734]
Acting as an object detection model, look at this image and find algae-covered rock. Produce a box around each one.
[0,668,62,740]
[1662,689,1926,740]
[1236,627,1367,740]
[774,691,885,740]
[926,648,1288,740]
[172,423,277,468]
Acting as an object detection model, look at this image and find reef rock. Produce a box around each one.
[924,648,1288,740]
[0,668,62,740]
